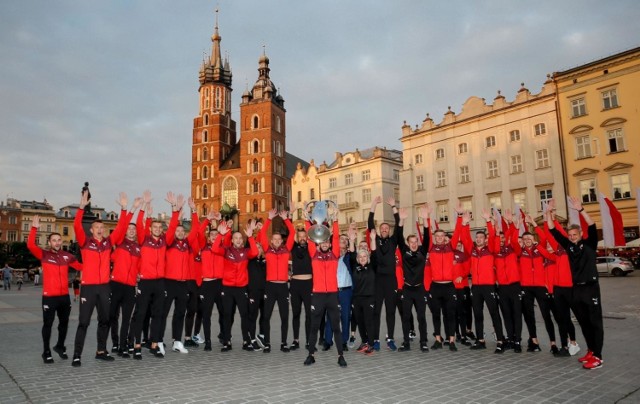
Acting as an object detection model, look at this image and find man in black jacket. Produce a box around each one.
[547,197,603,370]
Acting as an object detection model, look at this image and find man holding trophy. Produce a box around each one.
[302,201,348,368]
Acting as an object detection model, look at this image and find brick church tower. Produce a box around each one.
[191,14,289,228]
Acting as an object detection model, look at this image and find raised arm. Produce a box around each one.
[304,220,317,257]
[567,196,597,250]
[27,215,43,259]
[368,196,382,232]
[418,204,431,255]
[74,190,89,246]
[244,220,259,259]
[165,192,184,246]
[330,220,340,257]
[395,208,408,251]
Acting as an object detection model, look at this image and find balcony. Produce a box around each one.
[338,201,359,210]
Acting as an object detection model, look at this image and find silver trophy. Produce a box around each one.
[304,200,338,243]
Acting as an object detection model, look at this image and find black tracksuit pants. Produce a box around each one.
[455,287,472,336]
[572,283,604,359]
[471,284,505,341]
[374,274,397,341]
[262,282,289,345]
[183,280,199,339]
[498,283,523,342]
[308,292,343,355]
[109,281,136,349]
[290,278,312,343]
[131,279,165,345]
[42,295,71,352]
[553,286,576,347]
[222,286,250,344]
[160,279,188,342]
[396,289,415,334]
[248,286,265,339]
[401,285,427,345]
[74,284,111,356]
[352,295,375,345]
[522,286,555,341]
[199,279,224,343]
[429,282,457,339]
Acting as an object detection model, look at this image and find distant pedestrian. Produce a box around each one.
[34,268,41,286]
[17,273,24,290]
[73,276,81,302]
[2,264,12,290]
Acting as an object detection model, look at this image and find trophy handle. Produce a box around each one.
[303,201,315,220]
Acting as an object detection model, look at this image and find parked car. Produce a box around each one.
[595,256,634,276]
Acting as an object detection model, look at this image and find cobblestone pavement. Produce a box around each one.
[0,275,639,404]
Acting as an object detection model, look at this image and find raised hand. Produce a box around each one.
[117,192,128,210]
[278,210,289,220]
[454,201,464,215]
[567,196,583,211]
[385,196,396,207]
[398,207,409,220]
[268,208,278,220]
[245,219,257,237]
[347,223,357,241]
[481,208,491,221]
[146,205,154,218]
[206,210,216,221]
[188,197,196,211]
[212,211,222,221]
[418,203,431,220]
[165,192,176,206]
[524,214,535,225]
[462,211,471,226]
[132,197,143,211]
[31,215,40,229]
[79,190,89,209]
[217,222,229,235]
[372,196,382,206]
[175,194,186,210]
[547,198,557,212]
[256,221,263,231]
[142,190,152,205]
[503,209,513,223]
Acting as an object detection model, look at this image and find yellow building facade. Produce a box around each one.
[553,47,640,238]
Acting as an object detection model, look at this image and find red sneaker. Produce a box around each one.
[578,350,593,363]
[583,356,603,370]
[357,343,369,353]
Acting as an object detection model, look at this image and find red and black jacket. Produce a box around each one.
[542,221,573,288]
[211,234,259,287]
[28,227,82,296]
[467,221,497,286]
[74,208,130,285]
[307,221,340,293]
[260,218,295,282]
[165,212,199,281]
[136,210,180,280]
[495,223,521,286]
[110,238,141,287]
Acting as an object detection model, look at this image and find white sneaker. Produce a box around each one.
[192,334,203,344]
[157,342,166,355]
[173,341,188,354]
[568,342,580,356]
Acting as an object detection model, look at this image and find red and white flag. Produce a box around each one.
[514,204,526,236]
[599,193,625,247]
[492,206,503,233]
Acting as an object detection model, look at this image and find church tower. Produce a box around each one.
[239,52,288,220]
[191,11,236,217]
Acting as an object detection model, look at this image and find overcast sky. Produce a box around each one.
[1,0,639,214]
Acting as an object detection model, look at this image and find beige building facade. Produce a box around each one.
[400,81,567,231]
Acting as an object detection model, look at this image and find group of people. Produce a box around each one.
[27,189,604,370]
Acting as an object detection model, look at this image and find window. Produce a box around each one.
[202,184,209,199]
[436,170,446,187]
[534,123,546,136]
[513,192,526,211]
[509,130,521,142]
[329,194,338,204]
[203,131,208,143]
[487,160,499,178]
[607,128,625,153]
[203,147,208,161]
[63,227,69,236]
[362,189,371,203]
[436,148,445,159]
[252,159,259,173]
[7,231,17,242]
[275,116,282,132]
[204,114,209,125]
[539,189,553,211]
[459,166,470,183]
[253,140,259,154]
[394,188,400,203]
[536,149,550,169]
[9,216,17,224]
[485,136,496,148]
[437,202,449,222]
[253,179,259,193]
[222,176,238,207]
[47,224,52,232]
[571,98,587,117]
[345,173,353,185]
[415,154,423,165]
[23,223,29,231]
[202,166,208,179]
[489,195,502,212]
[362,170,370,182]
[393,169,400,181]
[458,143,468,154]
[602,89,618,109]
[253,116,259,129]
[345,192,353,203]
[576,135,592,159]
[511,155,523,174]
[310,188,315,200]
[329,178,337,188]
[612,174,631,200]
[297,191,302,202]
[580,179,597,203]
[416,175,424,191]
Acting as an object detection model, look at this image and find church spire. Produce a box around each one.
[210,8,223,69]
[199,7,231,87]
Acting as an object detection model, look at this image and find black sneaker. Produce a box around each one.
[118,348,130,358]
[218,333,225,345]
[290,340,300,351]
[554,347,570,357]
[204,340,212,351]
[527,342,541,352]
[221,343,232,352]
[460,337,472,346]
[550,345,560,355]
[322,342,332,351]
[150,347,164,358]
[133,347,142,360]
[42,351,54,364]
[466,331,477,340]
[143,340,152,350]
[513,341,522,353]
[111,345,119,354]
[127,344,134,355]
[449,342,458,352]
[409,330,417,340]
[470,341,486,350]
[262,344,271,353]
[338,355,347,368]
[52,345,68,360]
[251,340,262,351]
[420,344,429,352]
[184,339,199,348]
[431,340,443,350]
[95,352,115,361]
[243,342,255,351]
[303,355,315,366]
[398,342,411,352]
[255,334,266,349]
[494,342,504,354]
[71,355,81,367]
[342,343,348,352]
[280,343,290,353]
